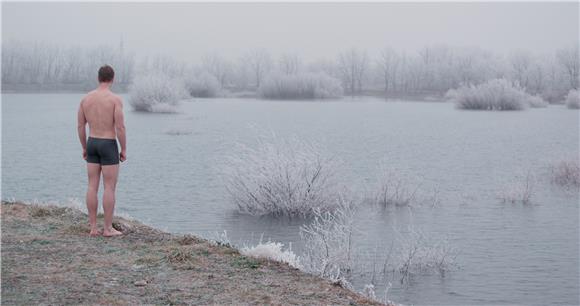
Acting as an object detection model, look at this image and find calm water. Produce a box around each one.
[2,93,579,305]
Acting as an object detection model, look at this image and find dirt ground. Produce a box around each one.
[1,201,383,305]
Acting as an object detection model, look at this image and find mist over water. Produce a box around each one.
[2,2,580,305]
[3,94,579,305]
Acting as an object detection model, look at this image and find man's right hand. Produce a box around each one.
[120,150,127,162]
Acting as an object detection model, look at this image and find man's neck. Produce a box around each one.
[97,83,112,91]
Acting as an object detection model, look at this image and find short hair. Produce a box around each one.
[98,65,115,83]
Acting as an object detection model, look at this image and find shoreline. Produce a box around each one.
[1,201,383,305]
[1,87,446,102]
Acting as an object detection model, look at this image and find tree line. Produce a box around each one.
[2,39,578,102]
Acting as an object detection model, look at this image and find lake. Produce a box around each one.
[2,93,579,305]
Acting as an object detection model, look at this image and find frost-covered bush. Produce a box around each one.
[565,89,580,109]
[184,72,221,98]
[129,74,189,113]
[525,95,548,108]
[240,241,302,269]
[360,283,398,306]
[551,160,580,187]
[443,88,458,101]
[372,166,419,208]
[299,194,357,281]
[450,79,529,111]
[224,135,341,217]
[499,172,535,204]
[258,72,343,100]
[392,226,458,284]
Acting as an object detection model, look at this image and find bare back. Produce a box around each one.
[81,90,120,139]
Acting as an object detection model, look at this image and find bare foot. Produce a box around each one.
[89,228,101,237]
[103,227,123,237]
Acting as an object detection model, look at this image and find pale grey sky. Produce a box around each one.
[2,2,578,62]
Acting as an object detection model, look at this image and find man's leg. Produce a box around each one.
[102,164,122,236]
[86,163,101,236]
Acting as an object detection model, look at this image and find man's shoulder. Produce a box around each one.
[111,93,123,105]
[80,91,94,106]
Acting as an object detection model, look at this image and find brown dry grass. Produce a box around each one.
[1,201,381,305]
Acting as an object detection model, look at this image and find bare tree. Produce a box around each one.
[201,53,232,88]
[557,45,579,90]
[278,53,302,75]
[509,50,532,89]
[377,47,399,95]
[244,49,272,88]
[337,48,369,96]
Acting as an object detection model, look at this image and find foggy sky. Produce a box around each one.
[2,2,578,63]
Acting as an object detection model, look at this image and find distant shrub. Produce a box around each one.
[525,95,548,108]
[551,160,580,187]
[224,135,340,217]
[443,88,458,101]
[541,88,566,104]
[565,89,580,109]
[450,79,529,111]
[184,72,221,98]
[129,74,189,113]
[258,72,343,100]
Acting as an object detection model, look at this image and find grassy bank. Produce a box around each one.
[1,201,381,305]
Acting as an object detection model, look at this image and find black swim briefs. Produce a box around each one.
[86,136,120,165]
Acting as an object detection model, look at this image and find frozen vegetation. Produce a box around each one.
[299,194,357,282]
[389,225,458,284]
[128,74,189,113]
[184,72,221,98]
[565,89,580,109]
[240,241,302,269]
[372,166,419,208]
[224,135,341,217]
[550,160,580,188]
[4,40,577,103]
[450,79,534,110]
[499,172,535,204]
[525,95,548,108]
[258,72,343,100]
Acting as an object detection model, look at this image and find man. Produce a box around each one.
[77,65,127,237]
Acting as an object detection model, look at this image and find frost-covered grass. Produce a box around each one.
[240,241,302,269]
[299,194,357,282]
[565,89,580,109]
[184,72,221,98]
[224,135,341,217]
[450,79,530,111]
[550,160,580,188]
[258,72,343,100]
[128,74,189,113]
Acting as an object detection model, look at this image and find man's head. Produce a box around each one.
[98,65,115,83]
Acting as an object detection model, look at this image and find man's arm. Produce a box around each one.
[77,101,87,159]
[114,97,127,161]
